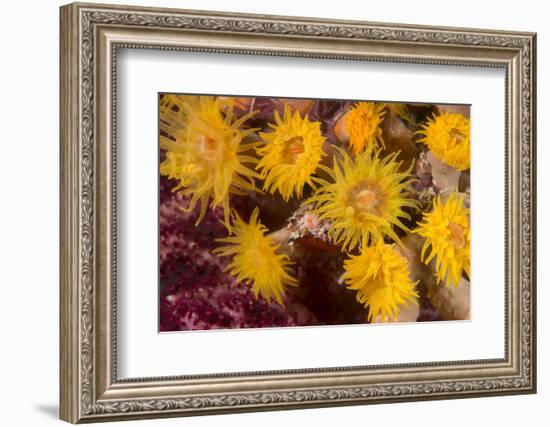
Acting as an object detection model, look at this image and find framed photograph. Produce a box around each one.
[60,2,537,423]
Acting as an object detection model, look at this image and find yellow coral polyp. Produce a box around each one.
[417,112,470,171]
[213,208,298,305]
[344,102,386,154]
[415,192,470,287]
[160,96,261,229]
[343,241,418,322]
[257,106,326,201]
[308,147,417,251]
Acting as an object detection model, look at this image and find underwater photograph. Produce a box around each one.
[159,94,471,332]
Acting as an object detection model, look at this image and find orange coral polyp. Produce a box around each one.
[344,102,386,154]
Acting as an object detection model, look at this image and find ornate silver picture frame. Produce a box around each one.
[60,2,536,423]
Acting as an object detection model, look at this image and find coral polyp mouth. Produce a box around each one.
[283,136,306,162]
[198,135,221,158]
[448,221,466,248]
[353,184,383,215]
[449,128,466,145]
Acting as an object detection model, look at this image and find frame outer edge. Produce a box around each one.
[528,33,537,393]
[68,1,536,37]
[59,2,537,422]
[60,3,81,424]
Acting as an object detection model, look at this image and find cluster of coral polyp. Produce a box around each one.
[159,95,471,332]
